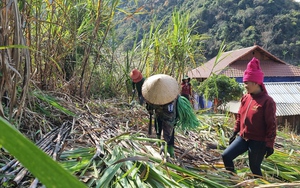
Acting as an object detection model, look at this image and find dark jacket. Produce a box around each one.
[146,99,177,126]
[132,78,145,96]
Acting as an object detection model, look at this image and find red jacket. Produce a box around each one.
[233,90,277,148]
[181,83,192,96]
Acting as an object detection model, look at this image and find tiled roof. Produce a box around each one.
[224,82,300,116]
[221,61,300,77]
[188,45,300,78]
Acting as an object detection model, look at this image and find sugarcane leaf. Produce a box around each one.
[96,147,124,188]
[112,156,149,165]
[33,91,76,116]
[0,117,86,187]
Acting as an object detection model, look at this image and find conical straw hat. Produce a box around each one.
[142,74,180,105]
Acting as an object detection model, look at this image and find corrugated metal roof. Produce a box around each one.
[225,102,300,116]
[224,82,300,116]
[266,82,300,103]
[276,103,300,116]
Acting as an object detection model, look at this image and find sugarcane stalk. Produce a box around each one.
[13,168,28,184]
[29,178,39,188]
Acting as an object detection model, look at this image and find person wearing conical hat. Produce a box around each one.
[130,69,145,105]
[142,74,200,158]
[222,57,277,177]
[142,74,180,158]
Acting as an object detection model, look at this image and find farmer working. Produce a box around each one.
[222,57,277,177]
[142,74,200,158]
[130,69,145,105]
[142,74,179,158]
[180,76,193,105]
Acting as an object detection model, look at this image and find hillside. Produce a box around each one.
[117,0,300,65]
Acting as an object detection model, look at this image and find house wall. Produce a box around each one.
[277,115,300,134]
[239,53,255,61]
[234,77,300,83]
[239,49,270,61]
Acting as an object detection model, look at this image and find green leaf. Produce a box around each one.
[96,147,124,188]
[33,91,76,116]
[0,117,86,187]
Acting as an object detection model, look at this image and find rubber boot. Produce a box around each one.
[167,145,175,158]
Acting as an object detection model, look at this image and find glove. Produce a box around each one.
[229,131,238,145]
[132,89,135,94]
[265,147,274,158]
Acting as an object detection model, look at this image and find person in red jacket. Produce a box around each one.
[222,57,277,177]
[180,76,192,102]
[130,69,145,105]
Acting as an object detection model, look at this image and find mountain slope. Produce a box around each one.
[117,0,300,65]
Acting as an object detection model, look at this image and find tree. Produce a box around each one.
[195,74,243,112]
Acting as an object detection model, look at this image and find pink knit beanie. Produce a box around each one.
[243,57,264,85]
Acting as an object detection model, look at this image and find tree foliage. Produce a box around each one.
[195,74,243,107]
[0,0,206,132]
[118,0,300,65]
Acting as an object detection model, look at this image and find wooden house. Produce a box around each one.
[188,45,300,132]
[188,45,300,82]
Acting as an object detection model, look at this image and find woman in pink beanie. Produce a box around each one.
[222,57,277,177]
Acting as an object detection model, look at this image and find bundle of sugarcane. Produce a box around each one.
[176,96,201,130]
